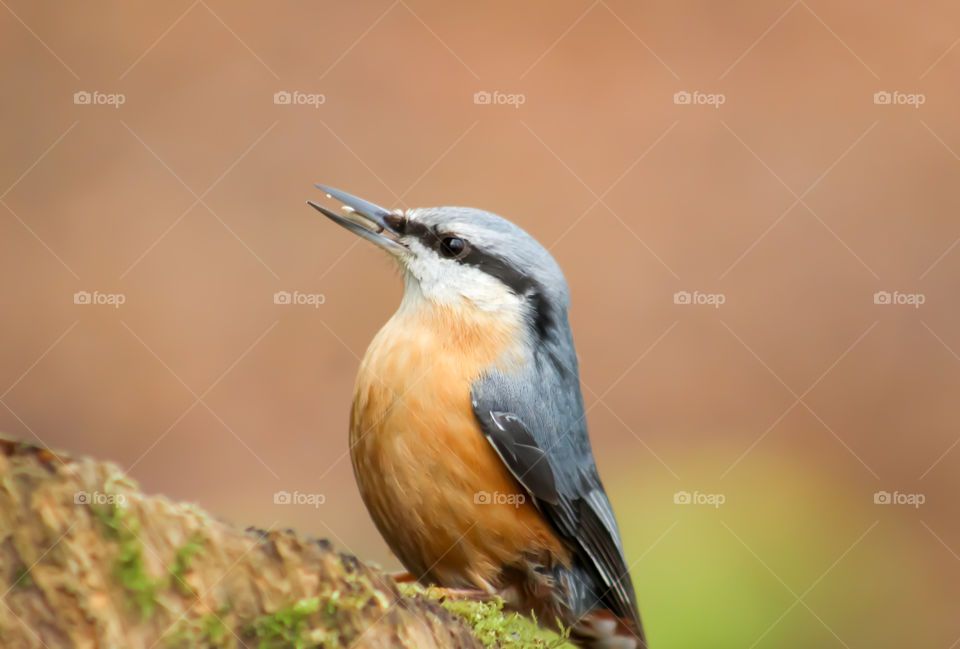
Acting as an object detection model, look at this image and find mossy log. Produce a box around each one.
[0,436,534,649]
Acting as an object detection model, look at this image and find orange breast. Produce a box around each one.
[350,301,569,590]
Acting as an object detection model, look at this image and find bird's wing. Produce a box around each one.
[470,343,642,632]
[481,410,560,505]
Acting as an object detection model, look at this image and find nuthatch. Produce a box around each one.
[308,186,646,649]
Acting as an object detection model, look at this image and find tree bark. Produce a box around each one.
[0,436,484,649]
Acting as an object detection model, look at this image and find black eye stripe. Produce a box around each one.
[401,219,556,339]
[403,222,465,257]
[403,221,527,290]
[400,220,431,240]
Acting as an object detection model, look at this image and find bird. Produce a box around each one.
[307,185,647,649]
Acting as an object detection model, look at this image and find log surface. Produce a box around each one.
[0,437,484,649]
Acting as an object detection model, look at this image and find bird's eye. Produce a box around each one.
[440,237,468,258]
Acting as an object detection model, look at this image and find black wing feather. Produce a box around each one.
[472,402,642,629]
[483,410,560,505]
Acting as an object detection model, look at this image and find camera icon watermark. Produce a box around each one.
[873,90,924,108]
[273,490,326,508]
[673,290,726,308]
[474,490,525,508]
[74,491,126,505]
[73,290,126,308]
[273,290,325,308]
[273,90,325,107]
[873,290,924,308]
[873,490,925,508]
[473,90,525,109]
[74,90,126,108]
[674,90,725,108]
[673,490,725,508]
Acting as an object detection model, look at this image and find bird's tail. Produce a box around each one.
[570,610,647,649]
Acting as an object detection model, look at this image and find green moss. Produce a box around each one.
[245,597,325,649]
[400,583,575,649]
[91,500,158,619]
[169,532,206,596]
[165,605,233,649]
[91,496,213,618]
[11,564,33,589]
[200,612,229,645]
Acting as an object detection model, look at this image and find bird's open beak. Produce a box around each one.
[307,185,407,252]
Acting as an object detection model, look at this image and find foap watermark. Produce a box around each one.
[274,290,325,308]
[873,290,925,308]
[674,90,725,108]
[674,290,726,308]
[873,91,925,108]
[674,490,725,508]
[474,490,525,508]
[74,290,126,308]
[273,90,325,108]
[473,90,525,109]
[75,490,126,505]
[274,490,326,508]
[874,490,925,508]
[74,90,126,108]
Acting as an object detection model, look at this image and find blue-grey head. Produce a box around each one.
[308,185,572,344]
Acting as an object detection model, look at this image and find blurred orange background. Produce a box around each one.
[2,2,959,647]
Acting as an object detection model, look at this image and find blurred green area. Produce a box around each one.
[612,447,944,648]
